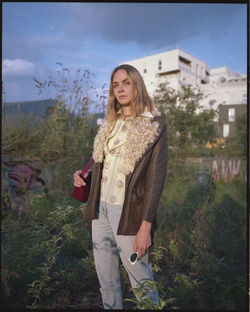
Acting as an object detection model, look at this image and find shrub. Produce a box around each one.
[1,195,96,309]
[154,163,247,310]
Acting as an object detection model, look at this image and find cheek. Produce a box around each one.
[113,88,118,98]
[128,86,136,98]
[132,87,137,98]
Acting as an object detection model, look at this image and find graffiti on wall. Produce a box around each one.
[211,159,246,182]
[2,162,47,214]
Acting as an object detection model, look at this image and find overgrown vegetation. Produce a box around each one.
[155,164,247,310]
[1,68,247,310]
[1,196,100,309]
[1,166,247,310]
[153,83,217,159]
[153,82,246,159]
[2,65,102,194]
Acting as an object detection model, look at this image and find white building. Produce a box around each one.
[199,67,247,118]
[120,48,210,96]
[121,49,247,135]
[121,49,246,110]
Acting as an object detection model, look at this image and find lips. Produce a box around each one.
[119,95,127,99]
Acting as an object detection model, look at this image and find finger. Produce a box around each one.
[77,180,86,186]
[133,242,137,253]
[74,171,83,179]
[74,176,86,186]
[83,172,89,179]
[78,177,86,186]
[74,173,85,183]
[137,249,145,260]
[138,253,143,260]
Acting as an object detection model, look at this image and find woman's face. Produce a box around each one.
[112,69,137,106]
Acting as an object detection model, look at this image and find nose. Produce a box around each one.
[117,84,124,92]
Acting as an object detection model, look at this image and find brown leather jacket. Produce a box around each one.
[84,112,167,237]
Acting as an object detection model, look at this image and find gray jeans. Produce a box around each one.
[92,200,159,309]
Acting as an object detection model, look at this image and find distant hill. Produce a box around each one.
[2,99,55,119]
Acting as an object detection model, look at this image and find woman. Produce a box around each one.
[74,64,167,309]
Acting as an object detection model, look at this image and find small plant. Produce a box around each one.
[125,279,175,310]
[151,246,167,273]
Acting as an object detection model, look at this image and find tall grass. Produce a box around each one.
[2,113,42,159]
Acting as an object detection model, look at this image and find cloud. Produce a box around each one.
[2,3,245,65]
[2,59,110,103]
[2,59,35,77]
[2,3,246,102]
[66,3,244,47]
[3,34,72,63]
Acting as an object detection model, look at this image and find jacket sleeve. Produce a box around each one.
[141,123,167,223]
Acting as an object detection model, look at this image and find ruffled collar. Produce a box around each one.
[92,108,161,175]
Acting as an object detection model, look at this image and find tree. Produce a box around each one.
[224,113,247,155]
[153,83,217,158]
[234,113,247,150]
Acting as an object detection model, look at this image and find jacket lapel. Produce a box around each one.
[92,110,164,176]
[119,116,160,175]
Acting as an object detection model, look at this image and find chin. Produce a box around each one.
[119,100,131,106]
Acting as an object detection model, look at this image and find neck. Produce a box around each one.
[122,106,131,117]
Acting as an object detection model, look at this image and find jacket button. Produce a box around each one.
[110,196,117,203]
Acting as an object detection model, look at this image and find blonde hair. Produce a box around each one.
[106,64,154,122]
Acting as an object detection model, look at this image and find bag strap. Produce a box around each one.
[81,157,93,176]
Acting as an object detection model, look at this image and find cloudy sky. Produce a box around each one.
[2,2,247,108]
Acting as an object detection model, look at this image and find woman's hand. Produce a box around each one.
[73,170,89,187]
[133,220,152,260]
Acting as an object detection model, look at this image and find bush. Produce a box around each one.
[153,163,247,310]
[1,194,98,309]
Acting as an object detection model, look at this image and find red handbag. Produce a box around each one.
[72,158,93,202]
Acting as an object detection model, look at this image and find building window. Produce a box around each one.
[228,108,235,122]
[179,56,191,67]
[242,93,247,104]
[144,69,147,74]
[223,124,230,138]
[158,60,162,70]
[209,100,215,106]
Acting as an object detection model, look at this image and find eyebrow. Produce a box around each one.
[112,78,130,85]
